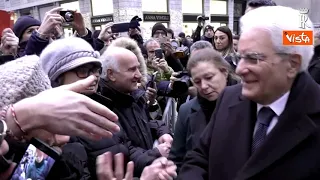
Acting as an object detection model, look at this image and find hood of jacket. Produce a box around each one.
[108,37,148,86]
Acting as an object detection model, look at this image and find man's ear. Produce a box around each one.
[287,54,301,78]
[107,69,116,82]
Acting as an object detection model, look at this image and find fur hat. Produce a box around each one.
[40,37,101,87]
[108,37,148,86]
[0,55,51,108]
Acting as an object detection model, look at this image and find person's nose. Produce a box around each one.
[235,58,249,76]
[135,69,142,79]
[200,81,209,90]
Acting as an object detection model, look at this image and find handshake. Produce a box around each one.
[97,152,177,180]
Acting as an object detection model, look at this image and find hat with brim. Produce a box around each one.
[50,56,102,83]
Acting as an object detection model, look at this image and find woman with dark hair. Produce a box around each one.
[169,48,240,173]
[213,26,239,71]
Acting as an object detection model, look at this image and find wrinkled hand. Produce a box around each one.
[72,11,87,36]
[96,152,134,180]
[156,142,171,157]
[169,72,180,89]
[141,157,177,180]
[0,28,19,56]
[158,134,173,145]
[15,75,120,141]
[162,42,174,57]
[37,7,64,36]
[146,87,157,105]
[98,22,114,45]
[156,59,170,73]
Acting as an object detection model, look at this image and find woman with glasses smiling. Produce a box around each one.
[40,37,103,179]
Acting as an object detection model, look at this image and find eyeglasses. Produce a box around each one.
[73,65,102,78]
[235,52,290,65]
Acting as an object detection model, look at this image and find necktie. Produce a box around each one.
[251,107,276,153]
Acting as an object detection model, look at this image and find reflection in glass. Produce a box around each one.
[183,23,198,36]
[142,0,167,12]
[210,0,227,15]
[92,0,113,16]
[60,1,80,12]
[182,0,203,13]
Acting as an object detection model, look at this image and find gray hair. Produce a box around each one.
[240,6,314,72]
[190,40,213,53]
[100,48,120,80]
[143,38,159,49]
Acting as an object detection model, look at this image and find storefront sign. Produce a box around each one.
[91,15,113,25]
[143,13,170,22]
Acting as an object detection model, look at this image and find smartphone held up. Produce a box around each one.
[8,138,61,180]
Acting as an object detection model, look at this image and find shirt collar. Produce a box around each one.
[257,91,290,116]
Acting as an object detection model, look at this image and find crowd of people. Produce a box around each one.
[1,0,320,179]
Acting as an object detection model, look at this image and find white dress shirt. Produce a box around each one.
[254,91,290,136]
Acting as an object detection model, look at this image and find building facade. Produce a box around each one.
[0,0,248,38]
[2,0,318,39]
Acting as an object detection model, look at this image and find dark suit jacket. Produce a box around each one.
[169,97,211,173]
[178,72,320,180]
[308,45,320,84]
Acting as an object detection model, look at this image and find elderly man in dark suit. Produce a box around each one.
[177,6,319,180]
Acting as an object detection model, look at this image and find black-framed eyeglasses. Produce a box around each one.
[73,65,102,78]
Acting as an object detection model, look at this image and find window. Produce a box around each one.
[142,0,167,12]
[60,1,80,12]
[234,2,243,17]
[91,0,113,16]
[183,23,198,36]
[182,0,203,14]
[210,0,227,15]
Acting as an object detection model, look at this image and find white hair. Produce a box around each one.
[240,6,314,72]
[100,48,120,80]
[143,38,159,49]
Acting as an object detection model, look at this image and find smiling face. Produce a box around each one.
[236,28,300,105]
[191,61,228,101]
[60,62,101,94]
[107,51,142,93]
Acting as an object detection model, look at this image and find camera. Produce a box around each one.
[172,71,191,94]
[197,15,209,21]
[174,46,189,59]
[60,11,74,22]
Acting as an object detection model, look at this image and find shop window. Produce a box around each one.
[142,0,167,12]
[211,0,227,15]
[183,23,198,36]
[91,0,113,16]
[60,1,80,12]
[182,0,203,14]
[234,2,243,17]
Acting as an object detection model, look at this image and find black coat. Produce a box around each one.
[178,72,320,180]
[98,80,170,176]
[70,133,128,180]
[308,45,320,84]
[169,97,216,173]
